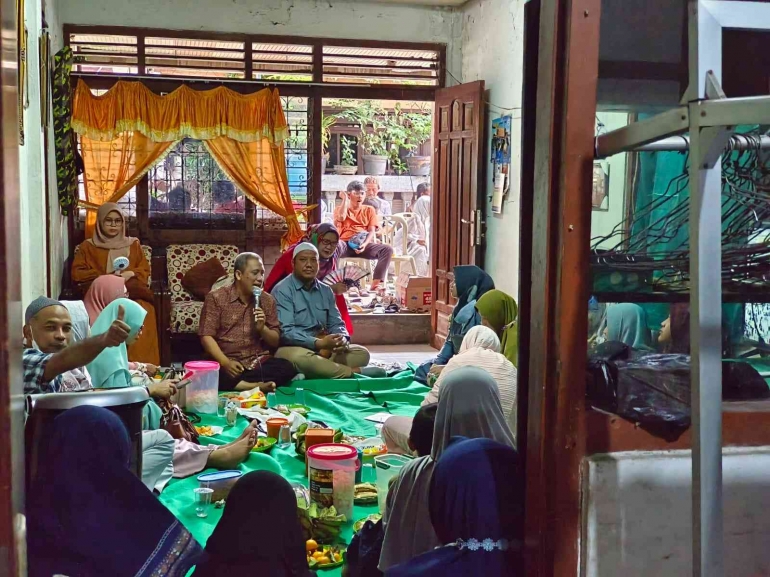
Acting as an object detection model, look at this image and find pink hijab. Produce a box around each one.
[84,275,127,324]
[88,203,138,272]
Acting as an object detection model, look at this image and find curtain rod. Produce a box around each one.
[71,72,372,89]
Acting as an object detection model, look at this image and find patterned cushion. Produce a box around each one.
[166,244,239,305]
[166,244,239,333]
[170,301,203,334]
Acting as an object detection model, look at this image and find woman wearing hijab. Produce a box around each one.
[382,326,517,454]
[194,471,313,577]
[27,406,202,577]
[379,366,515,571]
[84,274,128,325]
[415,265,495,383]
[88,298,258,486]
[72,203,159,364]
[387,438,523,577]
[475,289,519,367]
[264,222,353,334]
[604,303,652,350]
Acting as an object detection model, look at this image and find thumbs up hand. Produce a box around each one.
[101,305,132,347]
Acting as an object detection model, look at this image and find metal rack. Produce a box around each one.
[594,3,770,574]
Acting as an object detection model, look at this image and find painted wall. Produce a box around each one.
[461,0,524,296]
[591,112,629,249]
[584,448,770,576]
[19,0,54,316]
[56,0,462,82]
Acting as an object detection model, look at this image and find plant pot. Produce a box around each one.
[362,155,388,176]
[406,156,431,176]
[333,165,358,175]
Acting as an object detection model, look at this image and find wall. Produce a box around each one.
[57,0,462,81]
[461,0,524,297]
[19,0,56,315]
[584,449,770,576]
[591,112,629,249]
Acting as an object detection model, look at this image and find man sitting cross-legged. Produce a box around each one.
[199,252,297,392]
[274,243,371,379]
[24,296,260,492]
[334,180,394,291]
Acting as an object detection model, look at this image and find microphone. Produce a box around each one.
[252,286,263,304]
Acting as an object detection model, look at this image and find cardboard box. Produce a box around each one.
[396,273,432,312]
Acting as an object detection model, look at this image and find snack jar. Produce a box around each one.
[307,444,359,521]
[183,361,220,414]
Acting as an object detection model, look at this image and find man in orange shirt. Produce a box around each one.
[334,181,394,291]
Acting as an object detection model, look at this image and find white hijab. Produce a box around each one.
[458,325,500,353]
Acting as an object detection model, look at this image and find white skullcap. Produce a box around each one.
[293,242,319,259]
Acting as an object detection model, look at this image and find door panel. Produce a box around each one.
[430,81,485,348]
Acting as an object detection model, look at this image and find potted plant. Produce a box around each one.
[333,135,358,175]
[339,101,389,176]
[404,109,432,176]
[321,112,336,175]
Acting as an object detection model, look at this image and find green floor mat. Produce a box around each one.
[160,372,429,576]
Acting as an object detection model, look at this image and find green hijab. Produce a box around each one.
[606,303,651,350]
[475,290,519,367]
[86,298,161,430]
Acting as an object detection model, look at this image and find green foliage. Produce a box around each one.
[340,136,356,167]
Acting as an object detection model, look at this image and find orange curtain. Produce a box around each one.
[72,79,304,244]
[79,132,175,236]
[204,137,302,245]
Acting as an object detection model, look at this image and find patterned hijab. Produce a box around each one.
[303,222,340,279]
[88,203,137,271]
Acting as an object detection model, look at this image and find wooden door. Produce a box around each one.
[0,0,22,568]
[430,80,486,349]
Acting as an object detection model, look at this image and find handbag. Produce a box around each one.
[156,398,200,443]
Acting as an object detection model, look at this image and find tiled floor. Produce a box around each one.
[368,344,436,366]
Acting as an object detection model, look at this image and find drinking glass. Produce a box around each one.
[194,487,214,518]
[267,392,277,408]
[217,396,227,418]
[295,388,305,406]
[278,424,292,448]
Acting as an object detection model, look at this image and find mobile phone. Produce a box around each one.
[175,378,192,390]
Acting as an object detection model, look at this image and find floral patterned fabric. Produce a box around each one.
[53,46,79,214]
[166,244,239,333]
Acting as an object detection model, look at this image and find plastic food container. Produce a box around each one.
[197,469,242,501]
[374,454,412,513]
[183,361,220,414]
[307,444,359,521]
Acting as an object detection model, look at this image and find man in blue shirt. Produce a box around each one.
[274,243,370,379]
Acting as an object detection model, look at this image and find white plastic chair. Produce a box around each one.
[381,214,419,277]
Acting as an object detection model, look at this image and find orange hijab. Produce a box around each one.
[88,203,138,272]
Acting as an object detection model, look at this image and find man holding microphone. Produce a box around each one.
[199,252,297,391]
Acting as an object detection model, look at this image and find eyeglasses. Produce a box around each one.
[104,218,123,226]
[318,239,337,247]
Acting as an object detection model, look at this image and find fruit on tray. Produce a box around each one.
[307,543,345,569]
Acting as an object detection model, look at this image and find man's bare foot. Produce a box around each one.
[237,420,258,441]
[207,428,257,469]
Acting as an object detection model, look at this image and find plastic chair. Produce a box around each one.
[381,214,419,277]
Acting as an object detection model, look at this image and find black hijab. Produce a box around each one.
[27,406,201,577]
[194,471,313,577]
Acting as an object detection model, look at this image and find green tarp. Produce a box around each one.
[159,372,429,577]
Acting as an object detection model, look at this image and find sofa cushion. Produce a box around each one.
[181,257,227,301]
[170,301,204,334]
[166,244,239,306]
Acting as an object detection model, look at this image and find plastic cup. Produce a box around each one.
[194,487,214,518]
[278,424,292,448]
[217,396,227,418]
[266,417,289,439]
[374,454,412,513]
[295,388,305,406]
[267,392,277,408]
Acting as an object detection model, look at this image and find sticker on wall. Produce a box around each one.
[490,115,511,214]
